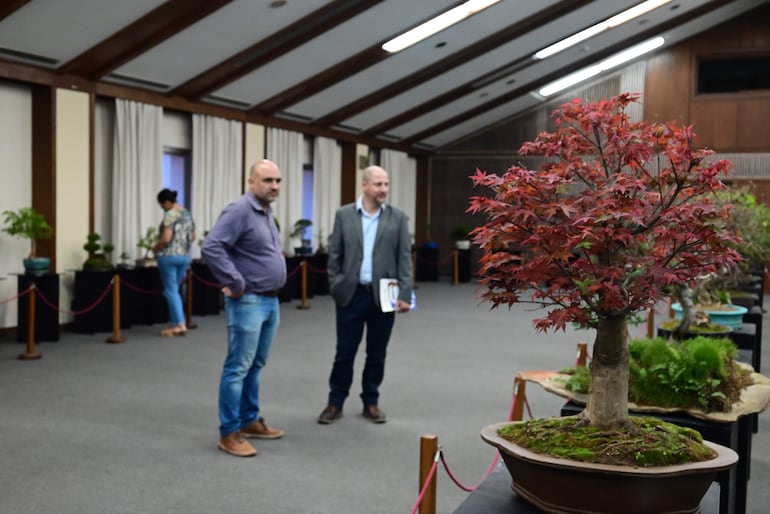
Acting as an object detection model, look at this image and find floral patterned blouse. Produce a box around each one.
[157,207,195,256]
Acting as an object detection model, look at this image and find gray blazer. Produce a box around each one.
[327,203,413,308]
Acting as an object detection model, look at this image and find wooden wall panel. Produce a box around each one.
[736,99,770,152]
[690,99,737,150]
[643,42,692,123]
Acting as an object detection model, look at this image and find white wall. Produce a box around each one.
[0,80,32,329]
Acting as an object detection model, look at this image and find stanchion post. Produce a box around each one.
[452,249,459,286]
[185,270,197,329]
[419,434,438,514]
[106,275,126,344]
[19,284,42,360]
[297,259,310,310]
[511,376,527,421]
[647,307,655,338]
[576,341,588,367]
[412,249,418,289]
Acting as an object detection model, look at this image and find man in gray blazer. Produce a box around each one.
[318,165,413,425]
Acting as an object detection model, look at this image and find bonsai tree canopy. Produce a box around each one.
[469,93,743,430]
[2,207,53,259]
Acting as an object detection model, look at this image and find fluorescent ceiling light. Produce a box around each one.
[382,0,501,53]
[538,36,664,97]
[534,0,671,60]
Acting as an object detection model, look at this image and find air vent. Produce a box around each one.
[0,47,57,67]
[105,73,170,91]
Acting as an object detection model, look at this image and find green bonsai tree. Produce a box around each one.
[2,207,53,259]
[137,227,158,260]
[82,232,114,270]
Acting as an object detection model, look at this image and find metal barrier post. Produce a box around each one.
[452,249,459,285]
[511,376,527,421]
[185,270,197,329]
[577,341,588,367]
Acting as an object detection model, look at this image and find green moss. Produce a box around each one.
[498,416,715,467]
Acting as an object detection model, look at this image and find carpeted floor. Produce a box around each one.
[1,281,768,514]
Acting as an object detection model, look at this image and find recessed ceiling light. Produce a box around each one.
[270,1,287,8]
[435,41,447,48]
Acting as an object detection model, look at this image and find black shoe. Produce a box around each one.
[318,405,343,424]
[363,405,387,424]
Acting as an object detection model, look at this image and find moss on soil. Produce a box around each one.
[497,416,716,467]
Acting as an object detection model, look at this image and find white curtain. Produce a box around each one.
[192,114,243,258]
[381,149,416,238]
[266,127,304,254]
[112,99,163,259]
[312,136,342,252]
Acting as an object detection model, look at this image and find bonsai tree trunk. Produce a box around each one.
[673,283,695,341]
[582,314,630,428]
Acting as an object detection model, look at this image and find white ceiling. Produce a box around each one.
[0,0,766,152]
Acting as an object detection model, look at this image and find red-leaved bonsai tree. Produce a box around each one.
[469,93,743,429]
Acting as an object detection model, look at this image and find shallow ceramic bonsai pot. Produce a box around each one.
[481,421,738,514]
[23,257,50,276]
[670,302,748,329]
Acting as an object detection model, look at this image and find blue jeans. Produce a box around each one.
[219,294,280,438]
[156,254,191,325]
[328,285,395,408]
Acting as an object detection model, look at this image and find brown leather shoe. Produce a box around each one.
[363,405,387,424]
[218,432,257,457]
[318,405,343,424]
[241,417,285,440]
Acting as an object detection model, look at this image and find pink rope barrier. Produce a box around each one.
[191,271,224,289]
[119,277,163,295]
[34,280,114,316]
[286,263,302,279]
[410,451,440,514]
[306,263,327,274]
[0,285,33,305]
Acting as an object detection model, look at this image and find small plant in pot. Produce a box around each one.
[450,224,472,250]
[470,93,743,513]
[82,232,115,271]
[136,227,158,267]
[290,218,313,256]
[2,207,53,275]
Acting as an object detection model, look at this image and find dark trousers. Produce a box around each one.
[328,285,395,408]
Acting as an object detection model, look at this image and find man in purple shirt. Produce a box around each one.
[201,159,287,457]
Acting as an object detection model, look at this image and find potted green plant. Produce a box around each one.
[2,207,53,275]
[136,227,158,267]
[82,232,115,271]
[290,218,313,256]
[470,93,742,513]
[450,224,472,250]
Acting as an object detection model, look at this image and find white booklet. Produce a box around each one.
[379,278,417,313]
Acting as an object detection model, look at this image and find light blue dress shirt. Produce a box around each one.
[357,196,382,285]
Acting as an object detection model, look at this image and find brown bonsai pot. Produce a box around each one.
[481,421,738,514]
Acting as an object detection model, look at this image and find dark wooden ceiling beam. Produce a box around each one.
[0,0,32,21]
[401,0,733,147]
[250,1,471,116]
[171,0,384,100]
[58,0,233,81]
[313,0,593,127]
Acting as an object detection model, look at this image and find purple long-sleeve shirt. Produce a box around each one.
[201,193,286,296]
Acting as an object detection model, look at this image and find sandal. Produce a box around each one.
[160,327,187,337]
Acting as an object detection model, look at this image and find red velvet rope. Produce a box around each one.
[34,280,114,316]
[0,285,33,305]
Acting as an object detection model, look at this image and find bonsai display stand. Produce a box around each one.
[452,462,719,514]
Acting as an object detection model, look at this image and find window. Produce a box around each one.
[697,56,770,94]
[162,148,191,209]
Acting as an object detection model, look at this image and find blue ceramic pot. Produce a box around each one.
[670,302,748,329]
[23,257,50,276]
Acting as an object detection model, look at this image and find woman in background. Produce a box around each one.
[153,188,196,337]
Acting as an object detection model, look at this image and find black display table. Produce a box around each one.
[307,253,329,296]
[456,248,471,283]
[453,463,720,514]
[17,273,59,342]
[190,261,222,316]
[560,401,750,514]
[127,266,168,325]
[416,246,439,282]
[72,269,135,334]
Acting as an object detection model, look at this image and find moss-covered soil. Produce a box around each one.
[497,416,716,467]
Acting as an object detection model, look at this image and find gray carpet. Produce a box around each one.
[1,281,768,514]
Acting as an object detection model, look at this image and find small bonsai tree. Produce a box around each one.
[137,227,158,259]
[290,219,312,241]
[2,207,53,259]
[83,232,114,270]
[469,93,742,430]
[450,224,472,241]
